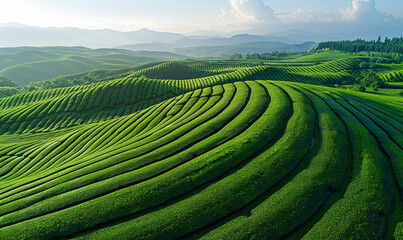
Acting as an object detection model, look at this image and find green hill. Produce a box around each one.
[174,41,315,58]
[0,46,186,85]
[0,54,402,239]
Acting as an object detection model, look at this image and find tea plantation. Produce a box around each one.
[0,56,402,239]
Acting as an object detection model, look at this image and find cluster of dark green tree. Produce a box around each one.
[354,72,386,92]
[0,87,19,98]
[317,37,403,54]
[0,77,17,87]
[0,77,20,98]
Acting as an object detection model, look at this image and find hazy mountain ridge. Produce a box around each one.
[0,24,398,83]
[119,34,316,57]
[0,24,184,48]
[1,23,395,49]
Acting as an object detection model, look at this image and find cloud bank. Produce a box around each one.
[340,0,393,22]
[218,0,277,31]
[219,0,402,36]
[219,0,276,24]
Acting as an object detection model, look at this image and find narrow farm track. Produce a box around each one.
[0,60,402,239]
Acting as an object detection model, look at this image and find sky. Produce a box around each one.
[0,0,402,35]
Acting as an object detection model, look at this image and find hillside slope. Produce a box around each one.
[0,47,186,85]
[0,61,401,239]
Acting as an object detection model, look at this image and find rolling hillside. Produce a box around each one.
[0,57,402,239]
[0,47,186,85]
[122,41,316,58]
[173,41,316,58]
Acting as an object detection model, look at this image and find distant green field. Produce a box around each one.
[0,46,186,85]
[0,53,401,239]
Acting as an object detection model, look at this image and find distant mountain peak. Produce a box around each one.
[231,33,255,38]
[137,28,154,32]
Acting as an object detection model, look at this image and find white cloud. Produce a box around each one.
[217,0,402,35]
[219,0,276,26]
[339,0,392,22]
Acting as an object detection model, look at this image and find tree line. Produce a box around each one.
[317,37,403,54]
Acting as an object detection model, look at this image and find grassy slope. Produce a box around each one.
[0,53,401,239]
[0,47,186,85]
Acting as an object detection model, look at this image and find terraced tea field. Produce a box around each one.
[0,58,402,239]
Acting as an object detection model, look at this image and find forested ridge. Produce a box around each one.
[317,37,403,54]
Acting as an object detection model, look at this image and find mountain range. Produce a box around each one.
[0,23,392,57]
[0,23,397,84]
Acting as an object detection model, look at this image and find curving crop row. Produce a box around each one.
[0,69,401,239]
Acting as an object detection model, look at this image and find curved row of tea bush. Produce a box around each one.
[0,60,359,134]
[0,79,401,239]
[0,58,401,239]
